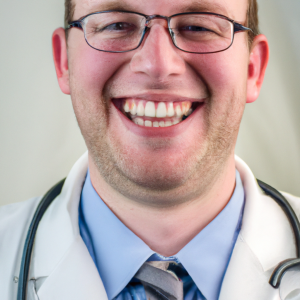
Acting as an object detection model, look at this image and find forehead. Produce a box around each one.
[73,0,248,21]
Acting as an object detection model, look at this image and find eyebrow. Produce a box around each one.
[87,0,230,18]
[88,1,139,14]
[181,1,230,17]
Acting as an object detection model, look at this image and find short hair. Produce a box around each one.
[247,0,260,44]
[64,0,260,45]
[64,0,75,29]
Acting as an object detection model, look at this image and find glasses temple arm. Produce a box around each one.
[66,21,83,30]
[234,23,253,33]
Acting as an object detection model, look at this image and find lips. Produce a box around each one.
[113,97,201,128]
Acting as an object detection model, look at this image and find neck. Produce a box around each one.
[89,155,236,256]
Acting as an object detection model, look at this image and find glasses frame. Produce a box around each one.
[67,10,253,54]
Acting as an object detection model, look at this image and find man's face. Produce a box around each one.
[66,0,250,205]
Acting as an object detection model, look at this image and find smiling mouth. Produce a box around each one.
[114,98,201,128]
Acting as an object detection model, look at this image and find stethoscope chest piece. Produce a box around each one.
[279,264,300,300]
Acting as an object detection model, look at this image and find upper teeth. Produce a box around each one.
[167,103,175,117]
[124,100,192,118]
[156,102,167,117]
[145,101,155,117]
[137,102,144,116]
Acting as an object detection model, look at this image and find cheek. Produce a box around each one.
[68,40,125,131]
[183,45,249,131]
[69,36,129,95]
[185,44,249,98]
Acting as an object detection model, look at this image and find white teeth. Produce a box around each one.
[145,101,156,117]
[167,103,175,117]
[124,100,192,118]
[175,105,183,117]
[186,108,193,116]
[132,119,179,127]
[181,103,187,115]
[134,117,144,126]
[183,102,192,115]
[124,101,130,112]
[124,100,194,128]
[137,101,145,116]
[156,102,167,118]
[130,102,137,115]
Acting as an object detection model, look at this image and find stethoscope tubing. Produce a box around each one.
[257,180,300,288]
[257,180,300,257]
[16,178,300,299]
[17,178,65,300]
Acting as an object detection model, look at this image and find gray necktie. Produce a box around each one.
[134,261,184,300]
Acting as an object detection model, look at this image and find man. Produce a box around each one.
[1,0,300,299]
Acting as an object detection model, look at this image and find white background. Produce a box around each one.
[0,0,299,206]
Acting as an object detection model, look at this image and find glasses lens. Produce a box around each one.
[82,12,146,52]
[170,14,233,53]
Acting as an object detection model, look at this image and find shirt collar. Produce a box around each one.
[79,171,154,300]
[79,170,244,300]
[176,170,244,300]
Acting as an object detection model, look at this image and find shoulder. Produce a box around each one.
[0,197,41,299]
[0,197,41,235]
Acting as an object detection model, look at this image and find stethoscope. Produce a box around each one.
[16,178,300,300]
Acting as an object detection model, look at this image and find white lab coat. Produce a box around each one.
[1,152,300,300]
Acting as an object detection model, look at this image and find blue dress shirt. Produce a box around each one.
[79,170,244,300]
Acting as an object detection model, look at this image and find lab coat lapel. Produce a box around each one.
[219,236,279,300]
[37,235,108,300]
[219,156,296,300]
[28,152,107,299]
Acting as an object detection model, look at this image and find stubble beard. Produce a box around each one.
[72,85,244,208]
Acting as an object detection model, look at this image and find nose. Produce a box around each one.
[130,21,186,80]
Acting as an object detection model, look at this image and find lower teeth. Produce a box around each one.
[132,118,181,127]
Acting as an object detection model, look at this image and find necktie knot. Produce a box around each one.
[134,262,183,300]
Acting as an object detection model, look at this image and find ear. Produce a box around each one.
[246,34,269,103]
[52,28,70,95]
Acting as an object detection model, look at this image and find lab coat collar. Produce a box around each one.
[218,156,296,300]
[29,152,107,300]
[30,152,88,279]
[235,155,296,272]
[28,152,295,300]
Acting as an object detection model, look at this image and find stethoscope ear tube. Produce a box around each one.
[257,180,300,288]
[17,178,66,300]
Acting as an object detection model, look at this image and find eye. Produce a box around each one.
[175,23,221,39]
[101,22,136,32]
[179,25,211,32]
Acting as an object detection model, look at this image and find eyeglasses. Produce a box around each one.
[67,10,252,54]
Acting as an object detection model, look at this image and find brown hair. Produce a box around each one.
[64,0,260,45]
[64,0,75,29]
[247,0,260,44]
